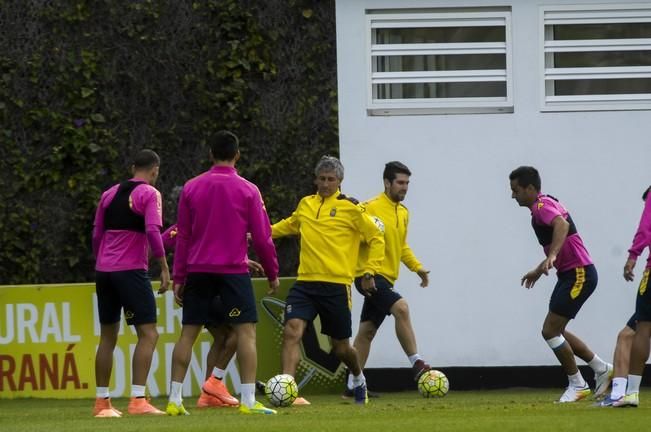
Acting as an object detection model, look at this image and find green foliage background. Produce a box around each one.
[0,0,338,284]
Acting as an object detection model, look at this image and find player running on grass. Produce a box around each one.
[271,156,385,406]
[612,185,651,408]
[509,166,612,403]
[596,187,651,407]
[344,161,432,397]
[166,131,279,416]
[92,150,169,417]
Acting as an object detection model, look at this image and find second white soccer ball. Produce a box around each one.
[265,374,299,407]
[417,369,449,398]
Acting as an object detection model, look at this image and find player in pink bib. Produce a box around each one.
[510,166,611,404]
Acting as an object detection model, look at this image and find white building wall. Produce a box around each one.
[336,0,651,367]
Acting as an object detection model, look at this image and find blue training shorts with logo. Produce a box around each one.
[634,269,651,322]
[95,270,156,326]
[549,264,597,319]
[182,273,257,326]
[626,313,637,331]
[354,275,402,329]
[284,281,352,340]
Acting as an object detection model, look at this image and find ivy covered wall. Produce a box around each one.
[0,0,338,284]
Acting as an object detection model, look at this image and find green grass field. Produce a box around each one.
[0,390,648,432]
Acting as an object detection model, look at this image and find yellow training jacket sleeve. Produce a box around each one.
[400,212,423,272]
[355,210,385,275]
[401,242,423,272]
[271,210,300,239]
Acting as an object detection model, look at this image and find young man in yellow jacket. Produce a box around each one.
[272,156,385,405]
[345,161,432,396]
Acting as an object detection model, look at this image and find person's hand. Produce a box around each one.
[539,254,556,275]
[158,266,170,294]
[521,268,543,289]
[417,269,430,288]
[624,258,637,282]
[360,275,377,297]
[173,283,184,306]
[247,260,265,276]
[267,278,280,295]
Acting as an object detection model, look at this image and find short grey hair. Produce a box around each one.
[314,155,344,180]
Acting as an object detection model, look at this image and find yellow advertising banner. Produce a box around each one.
[0,279,346,399]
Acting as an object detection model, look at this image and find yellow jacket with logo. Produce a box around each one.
[272,190,385,285]
[356,192,423,284]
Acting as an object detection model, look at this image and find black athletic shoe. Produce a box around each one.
[342,386,380,398]
[412,359,432,381]
[255,380,267,395]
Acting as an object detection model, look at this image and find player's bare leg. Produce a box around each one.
[205,325,237,379]
[332,338,368,404]
[391,299,417,356]
[598,326,634,405]
[129,323,164,415]
[94,323,121,417]
[199,325,238,408]
[167,324,203,415]
[563,330,593,362]
[564,329,611,396]
[281,318,307,376]
[542,312,590,402]
[95,323,119,388]
[353,321,378,369]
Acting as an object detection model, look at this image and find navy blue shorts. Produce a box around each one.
[284,281,352,340]
[95,270,156,326]
[634,269,651,322]
[182,273,257,326]
[626,313,637,331]
[206,295,227,328]
[549,264,597,319]
[354,275,402,329]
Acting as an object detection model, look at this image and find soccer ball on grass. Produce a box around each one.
[417,369,449,398]
[265,374,299,407]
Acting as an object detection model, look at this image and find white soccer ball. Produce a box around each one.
[417,370,449,398]
[265,374,299,407]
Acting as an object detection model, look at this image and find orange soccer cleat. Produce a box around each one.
[196,391,233,408]
[93,397,122,417]
[127,397,166,415]
[201,377,239,406]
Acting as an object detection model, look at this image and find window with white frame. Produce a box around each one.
[366,8,513,115]
[542,5,651,111]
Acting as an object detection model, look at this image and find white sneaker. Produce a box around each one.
[613,392,639,408]
[558,384,591,403]
[594,364,614,398]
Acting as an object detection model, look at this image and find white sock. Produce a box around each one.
[351,373,366,388]
[568,371,586,388]
[96,387,109,399]
[626,374,642,394]
[169,381,183,405]
[587,354,608,375]
[408,354,422,367]
[611,377,627,399]
[241,383,256,408]
[131,384,146,398]
[212,367,226,380]
[347,373,354,390]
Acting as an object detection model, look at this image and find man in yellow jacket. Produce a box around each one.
[272,156,385,405]
[345,161,431,396]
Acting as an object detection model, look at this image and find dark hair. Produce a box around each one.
[210,130,239,161]
[509,166,541,191]
[133,149,160,170]
[643,186,651,201]
[383,161,411,183]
